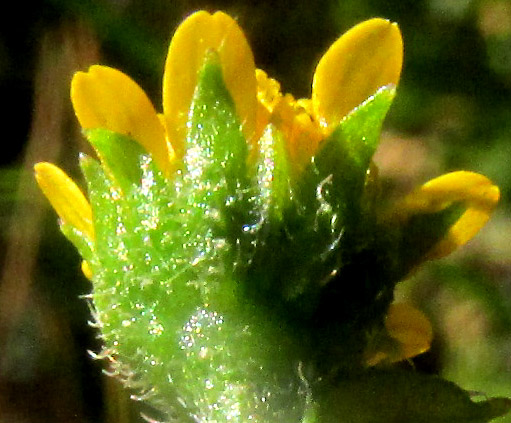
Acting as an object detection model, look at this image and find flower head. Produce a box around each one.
[34,10,502,421]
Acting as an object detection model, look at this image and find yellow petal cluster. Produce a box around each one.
[36,11,407,240]
[69,14,403,178]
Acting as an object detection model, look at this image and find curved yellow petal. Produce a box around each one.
[163,11,257,157]
[71,65,173,176]
[400,171,500,259]
[385,303,432,361]
[34,162,94,240]
[312,18,403,131]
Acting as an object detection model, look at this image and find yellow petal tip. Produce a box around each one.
[35,162,94,240]
[366,302,433,366]
[163,9,257,156]
[71,65,172,177]
[313,18,403,130]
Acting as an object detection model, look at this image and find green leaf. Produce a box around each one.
[85,128,148,193]
[316,370,511,423]
[185,50,248,204]
[78,154,121,260]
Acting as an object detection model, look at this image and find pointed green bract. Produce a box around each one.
[184,50,248,200]
[312,85,396,220]
[85,128,148,193]
[254,124,292,223]
[60,223,94,263]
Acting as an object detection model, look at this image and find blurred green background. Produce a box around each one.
[1,0,510,422]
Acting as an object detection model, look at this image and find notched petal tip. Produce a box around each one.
[163,10,257,157]
[312,18,403,131]
[34,162,94,240]
[71,65,172,177]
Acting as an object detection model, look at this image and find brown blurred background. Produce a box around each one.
[1,0,511,422]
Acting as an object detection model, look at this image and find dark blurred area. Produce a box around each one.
[1,0,510,422]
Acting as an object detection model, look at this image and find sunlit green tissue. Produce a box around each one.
[40,54,508,423]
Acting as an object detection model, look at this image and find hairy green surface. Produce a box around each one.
[58,53,511,422]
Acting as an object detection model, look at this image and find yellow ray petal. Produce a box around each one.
[71,65,173,176]
[34,162,94,240]
[163,11,257,157]
[312,18,403,131]
[400,171,500,259]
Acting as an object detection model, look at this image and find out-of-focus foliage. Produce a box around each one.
[1,0,511,422]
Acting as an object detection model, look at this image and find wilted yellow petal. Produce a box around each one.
[34,162,94,240]
[163,11,257,157]
[312,18,403,131]
[400,171,500,259]
[385,302,432,361]
[71,65,173,176]
[366,302,432,366]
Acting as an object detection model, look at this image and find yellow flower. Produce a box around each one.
[71,13,403,178]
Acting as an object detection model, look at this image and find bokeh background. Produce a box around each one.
[1,0,511,422]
